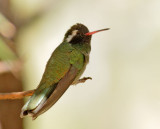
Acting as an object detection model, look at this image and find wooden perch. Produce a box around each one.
[0,89,35,100]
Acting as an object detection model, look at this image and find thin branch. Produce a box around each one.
[0,89,35,100]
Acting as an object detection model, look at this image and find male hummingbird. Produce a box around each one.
[21,23,109,119]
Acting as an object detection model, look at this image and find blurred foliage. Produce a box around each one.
[0,13,16,38]
[0,37,16,60]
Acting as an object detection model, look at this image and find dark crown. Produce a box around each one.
[63,23,91,44]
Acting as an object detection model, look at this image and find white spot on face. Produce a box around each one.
[66,30,78,42]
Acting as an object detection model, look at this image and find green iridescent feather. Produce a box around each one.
[23,41,90,111]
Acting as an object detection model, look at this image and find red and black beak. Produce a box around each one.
[85,28,110,36]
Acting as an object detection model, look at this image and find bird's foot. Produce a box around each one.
[72,77,92,85]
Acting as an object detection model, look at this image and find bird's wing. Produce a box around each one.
[31,66,79,119]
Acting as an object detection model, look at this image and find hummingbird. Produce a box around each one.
[20,23,109,120]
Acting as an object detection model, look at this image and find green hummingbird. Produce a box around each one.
[20,23,109,119]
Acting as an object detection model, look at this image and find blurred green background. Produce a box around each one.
[0,0,160,129]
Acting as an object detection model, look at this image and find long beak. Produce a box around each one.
[85,28,110,36]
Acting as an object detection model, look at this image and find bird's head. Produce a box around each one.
[64,23,109,44]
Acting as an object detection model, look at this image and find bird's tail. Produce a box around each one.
[20,83,57,119]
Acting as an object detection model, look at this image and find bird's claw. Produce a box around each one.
[72,77,92,85]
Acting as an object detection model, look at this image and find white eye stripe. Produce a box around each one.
[66,30,78,42]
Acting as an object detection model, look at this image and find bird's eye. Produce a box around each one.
[77,31,84,37]
[76,31,80,35]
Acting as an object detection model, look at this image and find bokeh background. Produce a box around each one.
[0,0,160,129]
